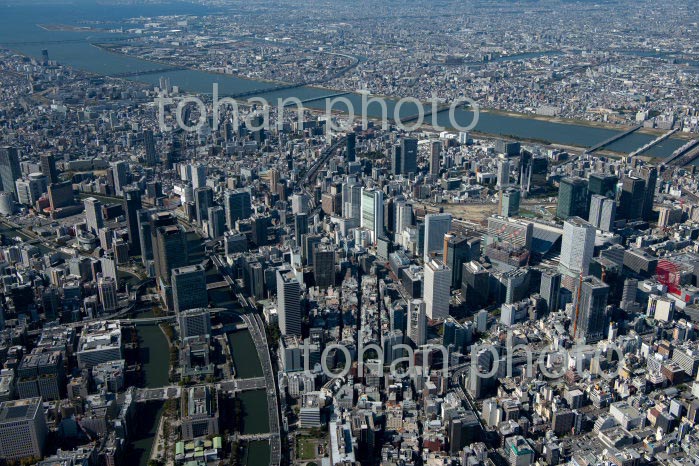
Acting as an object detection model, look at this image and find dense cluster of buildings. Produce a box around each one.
[1,1,699,466]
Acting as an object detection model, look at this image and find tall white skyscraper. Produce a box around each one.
[423,213,452,261]
[84,197,104,234]
[277,268,302,337]
[407,299,426,346]
[559,217,596,289]
[394,201,413,239]
[291,193,310,215]
[360,188,384,244]
[424,260,451,320]
[191,163,207,189]
[496,158,510,188]
[342,178,361,221]
[589,194,616,232]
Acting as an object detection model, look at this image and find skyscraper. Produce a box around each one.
[360,188,384,244]
[294,213,309,248]
[123,187,142,255]
[587,173,617,198]
[342,179,362,220]
[639,166,657,221]
[153,224,188,284]
[444,234,480,289]
[539,270,561,313]
[497,158,511,189]
[111,161,129,196]
[84,197,104,234]
[559,217,595,290]
[40,154,59,185]
[423,213,452,261]
[0,147,21,199]
[194,186,213,225]
[143,129,159,166]
[429,140,441,176]
[207,206,226,239]
[400,137,418,176]
[394,201,414,238]
[424,259,451,320]
[277,268,302,337]
[178,308,212,339]
[0,397,47,461]
[618,176,645,220]
[224,189,252,229]
[500,188,520,217]
[97,275,118,313]
[407,299,426,346]
[313,248,335,289]
[574,276,609,343]
[588,194,616,232]
[346,132,356,162]
[172,264,208,313]
[191,163,207,189]
[556,177,588,219]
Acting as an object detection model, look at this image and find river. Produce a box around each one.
[0,2,695,161]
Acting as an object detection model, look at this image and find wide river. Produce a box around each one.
[0,2,696,162]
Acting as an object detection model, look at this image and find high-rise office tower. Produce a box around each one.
[400,137,418,176]
[0,398,48,461]
[123,187,142,255]
[40,154,59,185]
[194,186,213,225]
[153,224,188,284]
[588,194,616,232]
[587,173,618,198]
[342,179,362,220]
[294,213,309,248]
[313,248,335,289]
[360,188,384,244]
[139,211,177,267]
[618,176,645,220]
[500,188,520,217]
[574,276,609,343]
[111,161,129,196]
[224,189,252,229]
[497,158,511,189]
[191,163,207,189]
[639,166,658,221]
[48,181,75,211]
[444,234,480,289]
[539,270,561,313]
[0,147,21,199]
[178,308,212,339]
[172,264,208,313]
[290,193,310,215]
[429,140,441,176]
[423,213,452,261]
[143,129,159,166]
[407,299,426,346]
[97,275,118,313]
[277,268,302,337]
[556,177,588,219]
[84,197,104,234]
[207,206,226,239]
[394,201,414,238]
[559,217,595,289]
[424,259,451,320]
[346,132,356,162]
[390,145,402,175]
